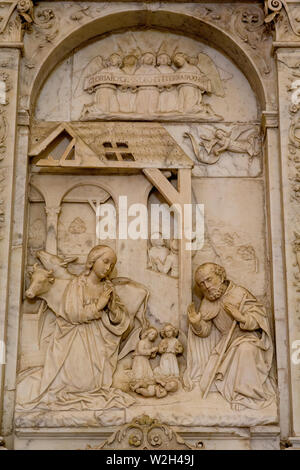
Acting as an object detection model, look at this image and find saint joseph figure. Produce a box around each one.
[184,263,276,410]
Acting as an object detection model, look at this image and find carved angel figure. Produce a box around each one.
[173,52,224,115]
[94,53,124,113]
[156,53,177,114]
[184,126,260,165]
[135,53,160,114]
[80,46,224,119]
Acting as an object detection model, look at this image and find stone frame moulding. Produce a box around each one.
[0,0,296,449]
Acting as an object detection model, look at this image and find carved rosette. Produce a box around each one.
[86,415,198,450]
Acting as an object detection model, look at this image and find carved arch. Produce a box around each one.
[26,8,269,114]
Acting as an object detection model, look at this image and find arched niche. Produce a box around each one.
[34,28,260,124]
[58,184,116,268]
[25,9,268,116]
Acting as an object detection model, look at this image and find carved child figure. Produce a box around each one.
[154,324,183,383]
[130,327,167,398]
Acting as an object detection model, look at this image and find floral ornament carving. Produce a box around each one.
[287,74,300,200]
[234,6,272,75]
[292,232,300,283]
[0,168,6,240]
[70,5,92,22]
[87,415,198,450]
[0,108,8,160]
[0,71,12,161]
[25,7,59,68]
[285,71,300,304]
[264,0,300,36]
[0,0,32,34]
[0,71,12,95]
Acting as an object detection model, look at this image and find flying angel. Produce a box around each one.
[184,125,260,165]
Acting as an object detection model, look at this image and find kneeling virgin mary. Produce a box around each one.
[17,245,146,411]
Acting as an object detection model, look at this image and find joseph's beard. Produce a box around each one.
[203,283,226,301]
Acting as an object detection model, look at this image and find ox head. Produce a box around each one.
[25,263,55,299]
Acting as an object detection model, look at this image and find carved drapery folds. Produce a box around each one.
[81,48,224,121]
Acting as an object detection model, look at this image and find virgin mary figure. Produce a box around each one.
[17,245,147,411]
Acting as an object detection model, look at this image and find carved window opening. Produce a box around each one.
[105,152,118,161]
[39,130,74,162]
[120,153,135,161]
[102,141,134,162]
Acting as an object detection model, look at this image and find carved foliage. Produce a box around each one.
[264,0,300,37]
[0,168,6,240]
[0,70,12,161]
[286,67,300,298]
[234,6,272,75]
[24,6,59,68]
[87,415,195,450]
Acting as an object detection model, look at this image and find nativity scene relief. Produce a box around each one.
[15,27,277,440]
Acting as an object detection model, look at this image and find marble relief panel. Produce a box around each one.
[13,24,278,439]
[35,29,260,124]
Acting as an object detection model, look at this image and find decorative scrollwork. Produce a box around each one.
[264,0,300,36]
[86,414,198,450]
[234,6,271,75]
[0,168,7,241]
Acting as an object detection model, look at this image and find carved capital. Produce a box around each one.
[261,110,279,132]
[45,206,61,219]
[264,0,300,37]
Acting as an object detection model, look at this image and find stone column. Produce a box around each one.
[45,205,61,255]
[0,45,22,438]
[262,110,291,441]
[276,46,300,444]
